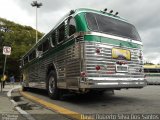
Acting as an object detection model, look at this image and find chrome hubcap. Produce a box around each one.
[49,76,55,94]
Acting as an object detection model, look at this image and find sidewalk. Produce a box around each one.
[0,84,17,113]
[0,83,26,120]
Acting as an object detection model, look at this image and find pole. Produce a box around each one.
[31,1,42,44]
[1,55,7,92]
[36,6,38,43]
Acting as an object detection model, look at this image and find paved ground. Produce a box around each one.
[0,83,72,120]
[2,83,160,120]
[0,83,27,120]
[23,86,160,114]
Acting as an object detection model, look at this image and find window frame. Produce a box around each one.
[57,22,66,44]
[51,31,57,47]
[29,50,36,61]
[42,38,50,53]
[23,56,29,65]
[85,12,141,41]
[68,17,77,37]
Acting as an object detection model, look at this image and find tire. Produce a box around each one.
[47,70,60,100]
[22,86,28,91]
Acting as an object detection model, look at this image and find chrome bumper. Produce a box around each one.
[80,77,147,89]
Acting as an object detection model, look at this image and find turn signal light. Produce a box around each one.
[80,72,86,77]
[96,48,100,54]
[96,65,101,71]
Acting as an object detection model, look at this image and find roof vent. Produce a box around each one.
[104,8,107,12]
[109,10,113,14]
[115,12,119,16]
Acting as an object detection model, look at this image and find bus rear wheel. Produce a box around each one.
[22,85,29,91]
[47,71,60,100]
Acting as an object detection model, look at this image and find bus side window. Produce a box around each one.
[58,22,65,43]
[51,32,56,47]
[29,50,36,61]
[43,40,49,52]
[38,44,43,51]
[24,56,28,65]
[37,44,43,57]
[69,18,76,36]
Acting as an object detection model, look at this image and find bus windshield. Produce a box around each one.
[86,12,141,41]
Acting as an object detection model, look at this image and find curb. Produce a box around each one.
[20,91,83,120]
[7,86,36,120]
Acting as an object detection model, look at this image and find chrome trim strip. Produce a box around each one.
[87,77,144,81]
[86,32,142,45]
[97,83,118,85]
[73,31,142,45]
[97,81,145,85]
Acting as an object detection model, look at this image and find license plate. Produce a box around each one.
[116,65,128,73]
[112,48,131,60]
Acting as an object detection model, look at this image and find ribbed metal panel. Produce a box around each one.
[83,42,144,78]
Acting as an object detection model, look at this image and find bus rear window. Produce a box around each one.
[86,13,141,41]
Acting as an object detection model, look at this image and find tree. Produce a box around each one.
[0,17,44,80]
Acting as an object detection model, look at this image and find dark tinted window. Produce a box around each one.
[38,44,43,51]
[69,18,76,36]
[51,32,56,46]
[86,13,98,31]
[24,56,28,65]
[43,40,49,52]
[58,23,65,43]
[86,13,141,41]
[29,50,36,61]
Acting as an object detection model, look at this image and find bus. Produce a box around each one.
[144,65,160,85]
[21,8,147,99]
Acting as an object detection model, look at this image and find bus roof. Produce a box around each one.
[74,8,127,22]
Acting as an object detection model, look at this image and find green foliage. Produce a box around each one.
[144,61,155,65]
[0,17,44,77]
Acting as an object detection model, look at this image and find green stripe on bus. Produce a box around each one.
[23,35,141,69]
[22,38,75,69]
[84,35,141,48]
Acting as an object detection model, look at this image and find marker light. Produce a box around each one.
[116,61,127,65]
[139,52,143,59]
[96,48,100,54]
[116,61,122,65]
[96,65,101,71]
[81,72,86,77]
[122,61,127,64]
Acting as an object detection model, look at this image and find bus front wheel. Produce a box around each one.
[47,71,60,100]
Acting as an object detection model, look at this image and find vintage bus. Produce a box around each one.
[21,8,147,99]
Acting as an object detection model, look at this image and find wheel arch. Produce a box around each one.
[46,63,58,87]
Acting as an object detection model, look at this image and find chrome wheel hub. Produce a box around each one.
[49,76,55,94]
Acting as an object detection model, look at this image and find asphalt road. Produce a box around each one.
[23,86,160,114]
